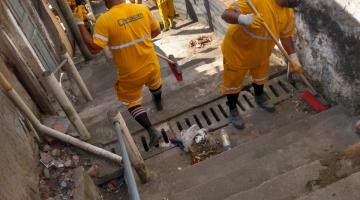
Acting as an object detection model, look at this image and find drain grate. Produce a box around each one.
[105,123,175,160]
[104,75,296,159]
[169,91,256,136]
[169,75,295,136]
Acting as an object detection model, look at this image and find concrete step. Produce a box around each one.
[169,106,359,200]
[224,161,322,200]
[295,172,360,200]
[164,106,350,193]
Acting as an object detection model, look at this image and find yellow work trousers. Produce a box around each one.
[222,60,270,95]
[115,64,162,108]
[158,0,175,29]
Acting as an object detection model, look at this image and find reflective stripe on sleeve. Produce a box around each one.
[94,33,109,42]
[109,34,151,50]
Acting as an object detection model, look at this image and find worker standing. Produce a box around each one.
[221,0,303,129]
[156,0,176,31]
[74,0,163,147]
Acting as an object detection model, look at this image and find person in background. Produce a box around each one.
[220,0,303,129]
[74,0,164,147]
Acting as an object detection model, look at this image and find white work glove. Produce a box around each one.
[237,14,263,29]
[289,53,304,74]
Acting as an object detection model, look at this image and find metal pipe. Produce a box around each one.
[43,71,91,140]
[114,122,141,200]
[0,71,122,163]
[63,52,93,101]
[112,112,149,183]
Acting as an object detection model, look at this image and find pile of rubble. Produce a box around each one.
[38,141,126,200]
[39,143,81,200]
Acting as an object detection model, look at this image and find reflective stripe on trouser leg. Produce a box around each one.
[222,65,249,95]
[250,61,270,85]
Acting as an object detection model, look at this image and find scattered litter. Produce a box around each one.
[101,178,125,193]
[180,124,206,152]
[220,128,231,151]
[176,125,223,165]
[177,167,182,171]
[189,35,212,48]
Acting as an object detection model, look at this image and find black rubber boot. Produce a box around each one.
[153,96,163,111]
[255,93,275,113]
[148,127,162,147]
[229,108,245,130]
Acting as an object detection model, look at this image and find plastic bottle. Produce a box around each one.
[220,128,231,151]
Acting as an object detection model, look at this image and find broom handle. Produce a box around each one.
[246,0,317,95]
[156,53,176,64]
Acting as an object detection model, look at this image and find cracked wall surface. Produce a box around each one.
[295,0,360,113]
[174,0,360,113]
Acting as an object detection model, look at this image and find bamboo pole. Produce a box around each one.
[43,71,91,140]
[63,52,93,101]
[0,71,122,164]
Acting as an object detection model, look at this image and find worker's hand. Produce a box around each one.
[73,5,87,25]
[289,53,304,74]
[237,14,264,29]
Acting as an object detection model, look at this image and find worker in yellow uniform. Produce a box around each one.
[156,0,176,31]
[74,0,163,147]
[221,0,303,129]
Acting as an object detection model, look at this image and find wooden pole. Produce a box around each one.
[43,71,91,141]
[56,0,93,60]
[63,52,93,101]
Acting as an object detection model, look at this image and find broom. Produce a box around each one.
[157,53,183,81]
[246,0,328,113]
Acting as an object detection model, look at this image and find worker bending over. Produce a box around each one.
[74,0,163,147]
[156,0,176,31]
[221,0,303,129]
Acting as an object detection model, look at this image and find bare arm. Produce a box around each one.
[221,10,240,24]
[280,37,296,55]
[78,24,103,55]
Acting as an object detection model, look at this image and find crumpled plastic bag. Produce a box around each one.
[180,124,208,152]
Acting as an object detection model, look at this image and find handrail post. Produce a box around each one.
[114,121,141,200]
[112,112,149,183]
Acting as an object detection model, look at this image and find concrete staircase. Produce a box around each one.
[141,106,360,200]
